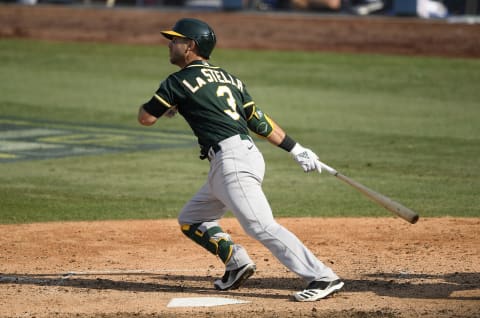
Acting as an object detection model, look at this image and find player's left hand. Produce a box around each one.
[163,106,178,118]
[290,144,322,173]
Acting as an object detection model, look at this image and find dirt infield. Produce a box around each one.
[1,4,480,58]
[0,4,479,317]
[1,218,479,317]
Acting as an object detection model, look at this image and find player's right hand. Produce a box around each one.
[290,144,322,173]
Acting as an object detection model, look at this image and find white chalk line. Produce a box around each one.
[0,269,220,283]
[60,268,226,279]
[0,268,289,284]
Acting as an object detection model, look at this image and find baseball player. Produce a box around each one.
[137,18,343,301]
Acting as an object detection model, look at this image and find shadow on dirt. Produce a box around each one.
[355,272,480,300]
[1,271,478,301]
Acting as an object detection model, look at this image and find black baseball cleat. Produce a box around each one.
[214,263,256,291]
[293,279,344,302]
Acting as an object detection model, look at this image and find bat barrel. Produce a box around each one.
[337,172,419,224]
[317,160,419,224]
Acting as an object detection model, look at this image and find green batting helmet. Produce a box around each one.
[161,18,216,59]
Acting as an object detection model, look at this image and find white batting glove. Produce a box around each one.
[290,143,322,173]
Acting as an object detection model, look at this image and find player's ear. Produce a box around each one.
[188,40,200,55]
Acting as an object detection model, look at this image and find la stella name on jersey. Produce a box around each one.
[182,68,244,93]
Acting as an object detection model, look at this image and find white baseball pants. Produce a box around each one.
[178,134,339,282]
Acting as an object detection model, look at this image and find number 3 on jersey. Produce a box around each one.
[217,85,240,120]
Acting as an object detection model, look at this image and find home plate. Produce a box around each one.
[167,297,250,308]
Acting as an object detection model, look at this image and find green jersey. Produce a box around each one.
[143,60,253,151]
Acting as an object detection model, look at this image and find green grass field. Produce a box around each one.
[1,38,479,223]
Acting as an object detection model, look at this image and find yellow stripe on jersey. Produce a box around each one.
[243,101,255,120]
[246,105,256,121]
[186,64,220,69]
[154,94,172,108]
[243,101,255,108]
[185,61,220,69]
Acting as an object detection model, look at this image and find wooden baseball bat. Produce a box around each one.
[317,160,419,224]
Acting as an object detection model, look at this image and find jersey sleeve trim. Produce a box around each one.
[154,94,173,108]
[243,102,256,120]
[243,101,255,108]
